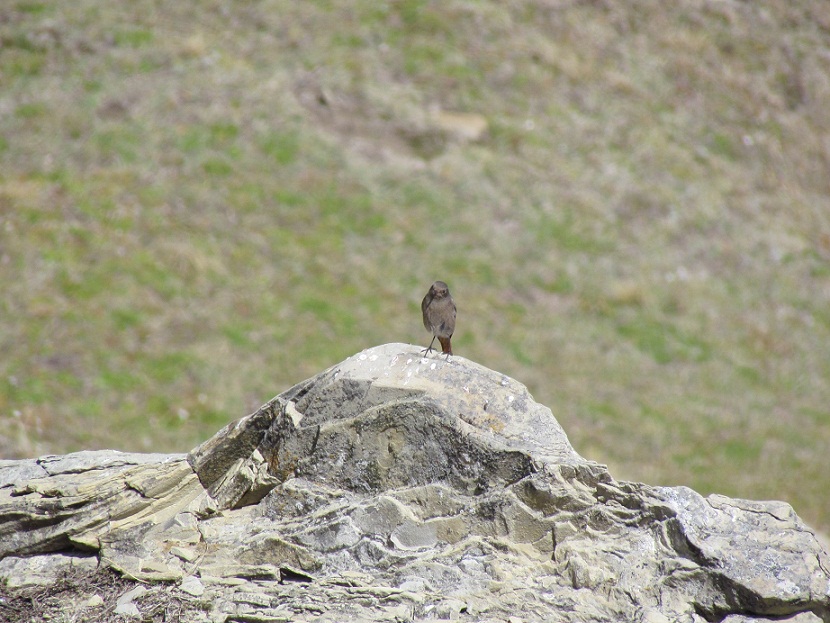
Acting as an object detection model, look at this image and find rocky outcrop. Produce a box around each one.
[1,344,828,622]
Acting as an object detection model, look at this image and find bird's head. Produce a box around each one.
[431,281,450,298]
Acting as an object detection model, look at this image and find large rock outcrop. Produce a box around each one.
[1,344,828,622]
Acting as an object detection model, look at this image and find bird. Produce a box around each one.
[421,280,456,359]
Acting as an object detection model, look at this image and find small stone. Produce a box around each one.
[430,109,489,142]
[113,602,141,618]
[114,584,148,618]
[116,585,148,605]
[138,559,182,581]
[170,546,199,562]
[85,594,104,608]
[180,575,205,596]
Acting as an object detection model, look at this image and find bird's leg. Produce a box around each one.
[421,335,437,356]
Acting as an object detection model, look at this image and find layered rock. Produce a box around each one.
[1,344,828,622]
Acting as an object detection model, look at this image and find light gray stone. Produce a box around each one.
[0,458,47,488]
[85,593,105,608]
[181,574,206,596]
[0,344,827,623]
[114,584,149,618]
[116,585,149,605]
[113,601,141,618]
[0,552,98,588]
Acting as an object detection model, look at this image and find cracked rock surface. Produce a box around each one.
[1,344,828,622]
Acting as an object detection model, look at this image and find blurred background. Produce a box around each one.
[1,1,828,534]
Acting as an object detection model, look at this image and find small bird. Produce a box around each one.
[421,280,456,359]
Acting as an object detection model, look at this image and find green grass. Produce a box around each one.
[0,0,828,536]
[616,316,711,365]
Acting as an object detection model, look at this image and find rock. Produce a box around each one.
[429,109,489,142]
[85,593,104,608]
[0,552,98,588]
[180,575,206,597]
[0,344,828,623]
[114,584,148,618]
[723,614,824,623]
[113,601,141,618]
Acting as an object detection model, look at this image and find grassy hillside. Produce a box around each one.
[1,0,829,533]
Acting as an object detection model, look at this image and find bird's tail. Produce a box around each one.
[438,336,453,355]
